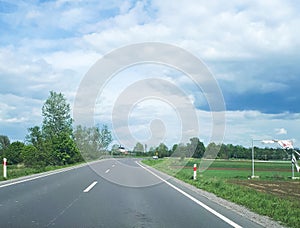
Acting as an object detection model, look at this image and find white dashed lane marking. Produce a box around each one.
[83,181,98,193]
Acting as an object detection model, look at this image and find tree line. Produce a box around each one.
[130,139,295,160]
[0,91,297,167]
[0,91,112,167]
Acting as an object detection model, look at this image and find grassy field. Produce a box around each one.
[143,158,300,228]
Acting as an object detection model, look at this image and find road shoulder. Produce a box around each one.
[139,160,286,228]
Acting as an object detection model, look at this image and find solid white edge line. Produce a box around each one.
[83,181,98,193]
[0,159,108,189]
[0,166,81,189]
[136,161,243,228]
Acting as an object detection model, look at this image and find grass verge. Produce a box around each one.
[0,162,85,182]
[142,158,300,228]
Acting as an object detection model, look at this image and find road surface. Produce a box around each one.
[0,158,266,227]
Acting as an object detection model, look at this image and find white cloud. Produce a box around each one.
[275,128,287,135]
[0,93,43,141]
[43,50,100,72]
[0,117,27,123]
[224,110,299,147]
[1,0,300,147]
[150,0,300,57]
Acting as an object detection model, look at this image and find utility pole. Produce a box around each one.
[251,139,261,179]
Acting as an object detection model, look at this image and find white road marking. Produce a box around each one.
[112,165,115,168]
[105,169,110,173]
[0,166,84,189]
[0,159,108,189]
[83,181,98,193]
[137,161,242,228]
[46,197,80,226]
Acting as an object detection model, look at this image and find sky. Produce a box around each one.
[1,0,300,149]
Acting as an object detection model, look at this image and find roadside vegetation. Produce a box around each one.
[133,139,293,160]
[0,91,112,181]
[143,158,300,228]
[0,162,86,182]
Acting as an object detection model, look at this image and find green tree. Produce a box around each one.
[188,137,205,158]
[170,144,178,156]
[205,142,221,159]
[171,143,186,158]
[111,144,121,155]
[42,91,80,165]
[133,142,144,153]
[147,146,156,156]
[25,126,50,166]
[21,145,38,167]
[42,91,73,138]
[5,141,25,165]
[74,125,112,160]
[0,135,10,158]
[156,143,169,157]
[74,125,97,160]
[217,144,230,159]
[26,126,42,145]
[21,145,47,167]
[99,125,112,152]
[51,132,82,165]
[25,126,43,149]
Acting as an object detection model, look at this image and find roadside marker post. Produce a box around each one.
[193,164,197,180]
[3,158,7,179]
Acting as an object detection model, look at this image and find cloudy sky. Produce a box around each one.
[1,0,300,149]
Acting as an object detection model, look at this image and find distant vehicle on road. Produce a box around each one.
[119,145,128,154]
[152,155,158,159]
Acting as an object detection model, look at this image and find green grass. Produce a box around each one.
[0,162,85,182]
[143,158,300,228]
[158,158,298,180]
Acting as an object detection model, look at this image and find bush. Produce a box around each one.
[21,145,47,167]
[4,142,24,165]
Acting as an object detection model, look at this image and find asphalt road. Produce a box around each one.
[0,158,265,227]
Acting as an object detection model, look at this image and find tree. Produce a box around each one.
[51,132,82,165]
[42,91,73,138]
[133,142,144,153]
[111,144,121,155]
[25,126,52,166]
[148,146,156,155]
[188,137,205,158]
[5,141,25,165]
[41,91,81,165]
[99,125,112,152]
[74,125,98,160]
[0,135,10,158]
[21,145,47,167]
[170,144,178,156]
[74,125,112,160]
[217,144,230,159]
[25,126,43,150]
[156,143,169,158]
[171,143,186,158]
[205,142,220,159]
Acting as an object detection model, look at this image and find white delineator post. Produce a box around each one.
[3,158,7,179]
[193,164,197,180]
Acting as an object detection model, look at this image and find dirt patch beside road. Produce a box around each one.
[230,179,300,202]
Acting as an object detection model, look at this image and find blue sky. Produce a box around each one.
[1,0,300,149]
